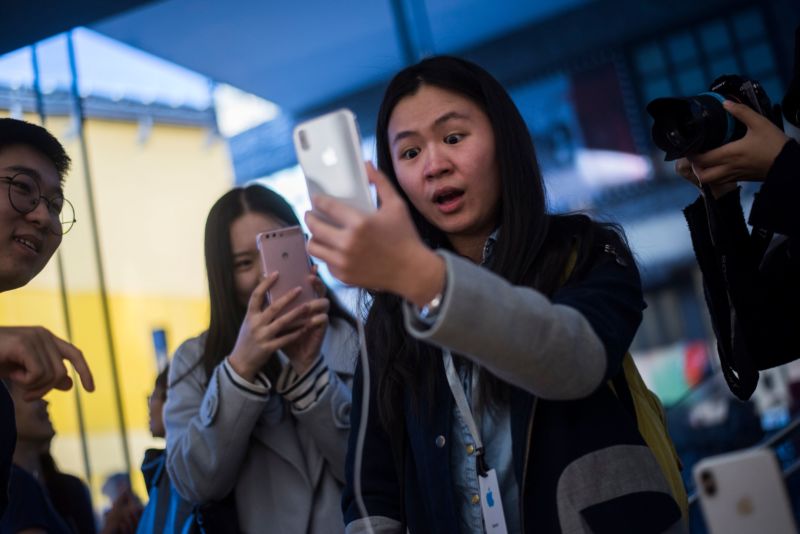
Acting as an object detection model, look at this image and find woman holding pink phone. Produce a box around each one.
[164,185,357,533]
[306,56,687,533]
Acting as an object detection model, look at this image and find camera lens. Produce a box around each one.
[665,125,693,150]
[700,469,717,497]
[646,94,733,160]
[298,130,310,151]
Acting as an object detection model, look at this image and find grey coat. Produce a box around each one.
[164,318,358,534]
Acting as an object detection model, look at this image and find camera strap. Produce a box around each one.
[700,185,760,398]
[701,185,773,262]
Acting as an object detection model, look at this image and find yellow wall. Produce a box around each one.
[0,112,232,505]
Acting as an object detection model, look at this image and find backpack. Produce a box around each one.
[564,245,689,520]
[609,354,689,519]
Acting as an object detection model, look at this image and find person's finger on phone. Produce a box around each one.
[262,286,303,323]
[309,274,326,297]
[365,162,399,206]
[312,194,367,229]
[304,214,352,272]
[304,210,346,249]
[308,194,345,227]
[306,307,329,328]
[305,297,330,316]
[306,241,349,280]
[270,298,330,339]
[300,313,329,337]
[265,303,313,340]
[247,272,279,315]
[269,324,309,349]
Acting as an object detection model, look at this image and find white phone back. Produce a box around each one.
[693,448,797,534]
[293,109,375,214]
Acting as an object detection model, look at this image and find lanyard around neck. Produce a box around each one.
[443,350,489,476]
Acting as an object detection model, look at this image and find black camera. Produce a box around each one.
[646,75,780,161]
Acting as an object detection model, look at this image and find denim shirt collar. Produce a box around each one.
[481,228,500,266]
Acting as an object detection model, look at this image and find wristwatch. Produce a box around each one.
[418,292,443,323]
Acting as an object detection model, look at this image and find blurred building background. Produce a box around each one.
[1,0,799,529]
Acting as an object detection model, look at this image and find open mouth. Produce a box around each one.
[14,236,41,253]
[434,189,464,205]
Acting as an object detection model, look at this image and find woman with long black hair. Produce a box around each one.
[306,56,687,533]
[164,185,357,533]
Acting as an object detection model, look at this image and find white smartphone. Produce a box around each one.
[693,448,797,534]
[293,108,376,215]
[256,226,316,320]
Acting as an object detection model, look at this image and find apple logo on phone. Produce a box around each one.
[321,147,338,166]
[486,489,495,507]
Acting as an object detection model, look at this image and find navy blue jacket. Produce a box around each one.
[343,241,684,533]
[137,449,194,534]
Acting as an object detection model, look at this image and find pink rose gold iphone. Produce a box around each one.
[256,225,316,321]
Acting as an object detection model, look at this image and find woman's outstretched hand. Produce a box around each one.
[0,326,95,400]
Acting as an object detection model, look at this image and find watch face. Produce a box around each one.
[420,293,443,319]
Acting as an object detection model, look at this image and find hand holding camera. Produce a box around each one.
[663,27,800,399]
[688,100,791,187]
[674,100,791,197]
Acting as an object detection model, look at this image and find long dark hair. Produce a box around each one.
[199,185,354,382]
[368,56,632,429]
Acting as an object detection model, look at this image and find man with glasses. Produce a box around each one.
[0,118,94,519]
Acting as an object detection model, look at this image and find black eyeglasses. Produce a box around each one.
[1,173,76,235]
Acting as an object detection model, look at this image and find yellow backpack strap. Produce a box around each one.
[559,242,579,287]
[560,240,688,520]
[615,354,689,519]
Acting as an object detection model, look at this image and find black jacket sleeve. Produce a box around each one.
[684,161,800,400]
[748,139,800,239]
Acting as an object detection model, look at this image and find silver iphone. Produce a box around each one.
[293,108,376,215]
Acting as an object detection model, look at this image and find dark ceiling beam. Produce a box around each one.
[462,0,770,87]
[299,0,787,133]
[0,0,162,55]
[389,0,436,66]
